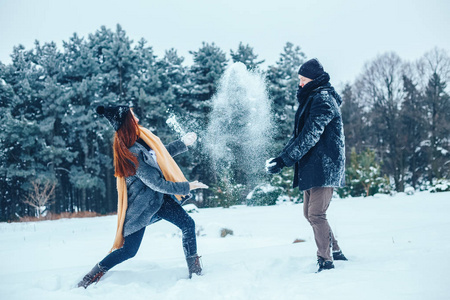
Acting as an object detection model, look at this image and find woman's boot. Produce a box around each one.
[186,254,202,278]
[77,263,108,288]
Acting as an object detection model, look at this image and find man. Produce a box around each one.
[267,58,347,272]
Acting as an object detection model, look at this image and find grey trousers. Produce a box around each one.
[303,187,340,261]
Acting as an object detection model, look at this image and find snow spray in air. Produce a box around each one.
[166,113,187,137]
[205,62,273,197]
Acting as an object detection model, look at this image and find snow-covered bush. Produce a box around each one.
[270,168,302,203]
[183,204,199,213]
[246,183,283,206]
[337,148,391,198]
[429,179,450,193]
[404,186,415,195]
[209,181,247,208]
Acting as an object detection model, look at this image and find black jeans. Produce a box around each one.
[99,195,197,270]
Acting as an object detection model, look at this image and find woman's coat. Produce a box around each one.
[123,139,190,237]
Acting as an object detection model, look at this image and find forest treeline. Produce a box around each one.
[1,25,449,221]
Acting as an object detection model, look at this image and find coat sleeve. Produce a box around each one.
[281,134,295,153]
[135,150,190,195]
[165,139,188,157]
[280,94,336,167]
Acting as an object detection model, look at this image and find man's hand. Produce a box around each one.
[265,157,285,174]
[182,132,197,146]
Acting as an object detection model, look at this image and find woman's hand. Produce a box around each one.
[182,132,197,146]
[189,180,209,191]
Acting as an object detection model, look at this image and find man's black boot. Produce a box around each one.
[317,256,335,272]
[333,250,348,261]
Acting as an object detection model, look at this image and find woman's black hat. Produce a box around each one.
[96,105,130,131]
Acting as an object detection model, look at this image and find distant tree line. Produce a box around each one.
[0,25,449,221]
[341,50,450,196]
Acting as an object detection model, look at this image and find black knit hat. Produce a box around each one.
[298,58,325,80]
[96,105,130,131]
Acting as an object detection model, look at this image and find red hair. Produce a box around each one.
[113,110,140,177]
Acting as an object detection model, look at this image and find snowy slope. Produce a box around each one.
[1,191,449,300]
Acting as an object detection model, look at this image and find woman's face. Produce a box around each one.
[130,109,139,123]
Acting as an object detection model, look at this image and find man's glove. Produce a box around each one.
[265,157,285,174]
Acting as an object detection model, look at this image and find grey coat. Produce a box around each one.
[123,139,190,237]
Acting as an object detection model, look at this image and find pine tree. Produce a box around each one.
[188,42,228,102]
[424,72,450,180]
[400,75,427,188]
[230,42,264,71]
[158,48,189,112]
[130,38,164,132]
[340,148,389,197]
[62,26,135,213]
[266,42,306,149]
[340,83,367,161]
[185,42,228,205]
[0,43,64,219]
[156,48,195,176]
[34,41,78,214]
[0,62,18,220]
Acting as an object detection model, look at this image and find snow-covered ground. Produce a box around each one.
[1,191,449,300]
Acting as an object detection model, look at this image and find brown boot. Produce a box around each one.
[77,263,108,288]
[186,255,202,279]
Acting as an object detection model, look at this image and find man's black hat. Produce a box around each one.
[298,58,325,80]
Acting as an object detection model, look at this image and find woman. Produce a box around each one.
[78,105,208,288]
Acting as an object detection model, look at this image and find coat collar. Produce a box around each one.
[130,142,162,172]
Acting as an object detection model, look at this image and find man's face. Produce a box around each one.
[299,75,313,88]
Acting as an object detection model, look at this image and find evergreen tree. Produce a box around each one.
[158,48,189,114]
[35,41,78,214]
[130,38,163,131]
[400,75,427,188]
[0,43,61,219]
[156,48,196,177]
[0,62,18,220]
[185,42,228,205]
[340,83,368,161]
[424,73,450,179]
[270,167,301,202]
[60,32,108,213]
[266,42,306,149]
[188,42,227,102]
[72,24,139,212]
[338,148,390,197]
[230,42,264,71]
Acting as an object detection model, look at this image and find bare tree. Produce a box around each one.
[416,47,450,92]
[23,179,56,218]
[354,52,407,191]
[355,52,405,109]
[413,48,450,181]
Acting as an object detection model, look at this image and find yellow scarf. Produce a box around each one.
[110,126,187,252]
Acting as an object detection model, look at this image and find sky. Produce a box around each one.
[0,0,449,85]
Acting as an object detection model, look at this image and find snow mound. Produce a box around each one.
[183,204,199,213]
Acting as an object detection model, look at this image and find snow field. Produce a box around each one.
[1,191,449,300]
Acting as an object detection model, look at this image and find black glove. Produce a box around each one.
[266,157,285,174]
